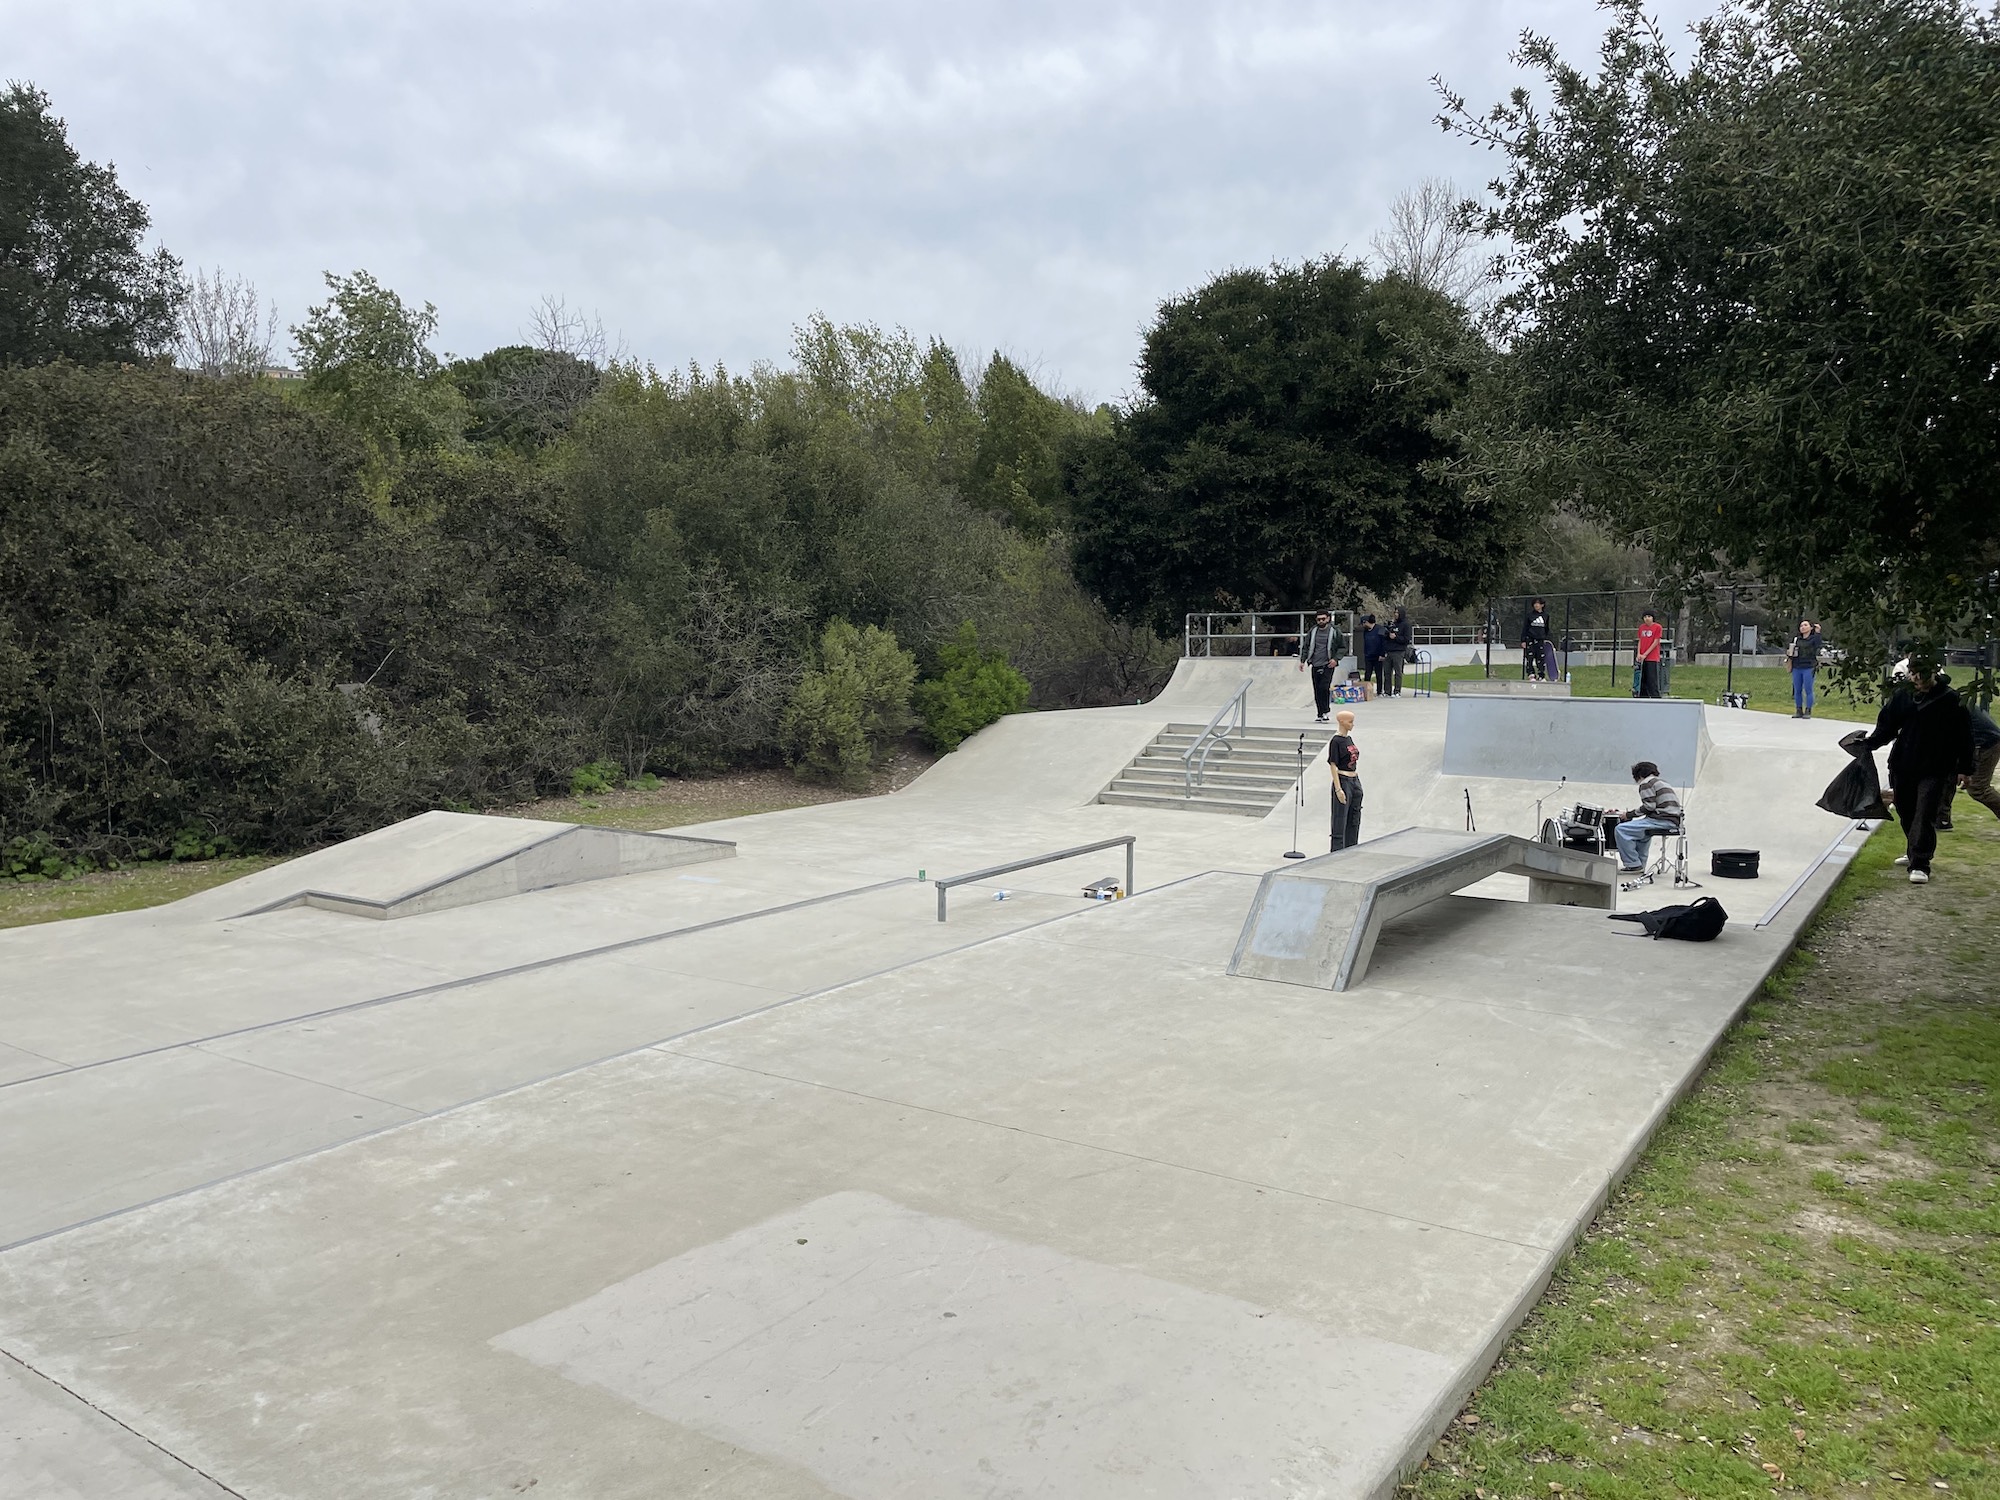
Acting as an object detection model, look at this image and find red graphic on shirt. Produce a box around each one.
[1636,622,1664,662]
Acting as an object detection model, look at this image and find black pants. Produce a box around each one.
[1639,660,1661,698]
[1365,656,1384,693]
[1894,774,1952,873]
[1330,774,1363,851]
[1310,663,1334,717]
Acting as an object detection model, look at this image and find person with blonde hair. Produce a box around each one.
[1327,709,1363,850]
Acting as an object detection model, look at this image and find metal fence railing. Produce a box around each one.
[1184,610,1358,659]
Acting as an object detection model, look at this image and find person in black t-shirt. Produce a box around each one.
[1327,709,1363,850]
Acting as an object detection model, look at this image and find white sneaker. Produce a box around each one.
[1909,869,1930,884]
[1894,855,1909,867]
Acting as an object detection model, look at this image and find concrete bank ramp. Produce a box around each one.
[200,811,733,921]
[1151,658,1325,713]
[1229,827,1617,990]
[1442,693,1712,785]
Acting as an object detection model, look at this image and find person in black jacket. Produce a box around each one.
[1862,663,1977,883]
[1383,607,1412,697]
[1521,599,1555,681]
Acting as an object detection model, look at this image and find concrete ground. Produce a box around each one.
[0,663,1862,1499]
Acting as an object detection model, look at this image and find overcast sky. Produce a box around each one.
[8,0,1711,401]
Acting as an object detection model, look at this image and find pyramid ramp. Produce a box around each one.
[220,811,734,920]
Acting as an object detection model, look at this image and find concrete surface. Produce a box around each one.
[1229,828,1617,992]
[1442,693,1713,785]
[0,657,1868,1498]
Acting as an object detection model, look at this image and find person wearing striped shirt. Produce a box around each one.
[1614,760,1683,874]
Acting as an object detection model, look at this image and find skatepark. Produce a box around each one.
[1,661,1864,1499]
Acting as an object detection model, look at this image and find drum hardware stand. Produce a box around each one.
[1463,788,1476,832]
[1283,733,1307,859]
[1534,776,1567,841]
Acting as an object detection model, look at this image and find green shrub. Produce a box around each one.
[913,622,1030,752]
[780,620,917,788]
[570,760,623,796]
[3,835,91,882]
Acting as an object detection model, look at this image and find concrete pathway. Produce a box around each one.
[0,666,1866,1498]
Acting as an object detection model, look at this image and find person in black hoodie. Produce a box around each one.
[1862,663,1977,884]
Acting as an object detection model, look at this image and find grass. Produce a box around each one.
[1404,815,2000,1498]
[1430,662,1879,724]
[0,856,289,930]
[0,753,935,932]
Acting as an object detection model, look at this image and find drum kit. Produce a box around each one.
[1540,802,1622,857]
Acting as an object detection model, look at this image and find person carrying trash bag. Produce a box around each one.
[1818,730,1893,822]
[1859,659,1976,885]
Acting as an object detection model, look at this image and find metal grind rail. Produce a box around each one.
[935,836,1136,922]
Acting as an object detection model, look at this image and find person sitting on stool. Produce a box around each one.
[1328,709,1363,850]
[1614,760,1682,875]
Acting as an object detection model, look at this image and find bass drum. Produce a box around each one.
[1540,817,1566,846]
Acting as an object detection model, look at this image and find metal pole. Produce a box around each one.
[1610,590,1620,696]
[1484,596,1493,678]
[1562,595,1573,682]
[1127,840,1136,897]
[1726,587,1739,695]
[937,883,948,923]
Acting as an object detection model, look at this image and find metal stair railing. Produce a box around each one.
[1183,678,1253,795]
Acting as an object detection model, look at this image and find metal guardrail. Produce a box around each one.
[1184,610,1357,658]
[934,836,1137,922]
[1184,677,1253,794]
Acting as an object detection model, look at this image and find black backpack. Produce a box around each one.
[1609,897,1729,942]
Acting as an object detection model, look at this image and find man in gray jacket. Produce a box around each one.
[1298,609,1340,723]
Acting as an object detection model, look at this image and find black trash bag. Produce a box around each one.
[1609,897,1729,941]
[1817,736,1891,821]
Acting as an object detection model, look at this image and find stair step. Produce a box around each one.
[1106,776,1277,803]
[1116,767,1298,791]
[1096,789,1273,817]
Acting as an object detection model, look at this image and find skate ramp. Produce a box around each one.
[196,811,734,921]
[1442,694,1712,785]
[1152,658,1342,713]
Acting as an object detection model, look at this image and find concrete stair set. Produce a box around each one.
[1099,723,1330,817]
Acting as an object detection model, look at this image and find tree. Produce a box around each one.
[292,270,465,485]
[1371,177,1488,309]
[175,266,278,376]
[0,82,182,365]
[1439,0,2000,667]
[1070,257,1518,635]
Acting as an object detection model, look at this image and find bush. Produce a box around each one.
[570,760,622,796]
[913,622,1030,752]
[779,620,917,788]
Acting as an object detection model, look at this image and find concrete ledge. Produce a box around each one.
[1227,827,1616,991]
[1446,679,1572,698]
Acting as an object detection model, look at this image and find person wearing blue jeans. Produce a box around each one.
[1614,760,1684,874]
[1786,619,1822,718]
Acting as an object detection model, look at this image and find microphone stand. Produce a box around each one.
[1284,733,1307,859]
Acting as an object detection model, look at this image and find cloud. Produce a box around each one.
[9,0,1714,400]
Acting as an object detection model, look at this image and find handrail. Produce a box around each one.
[1184,678,1253,795]
[934,836,1136,922]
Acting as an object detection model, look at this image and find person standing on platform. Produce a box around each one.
[1299,609,1340,724]
[1328,709,1362,850]
[1521,598,1555,680]
[1636,611,1665,698]
[1863,662,1976,884]
[1383,606,1412,697]
[1360,614,1385,695]
[1786,619,1822,718]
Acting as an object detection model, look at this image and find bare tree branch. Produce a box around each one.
[1371,177,1489,309]
[175,266,278,376]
